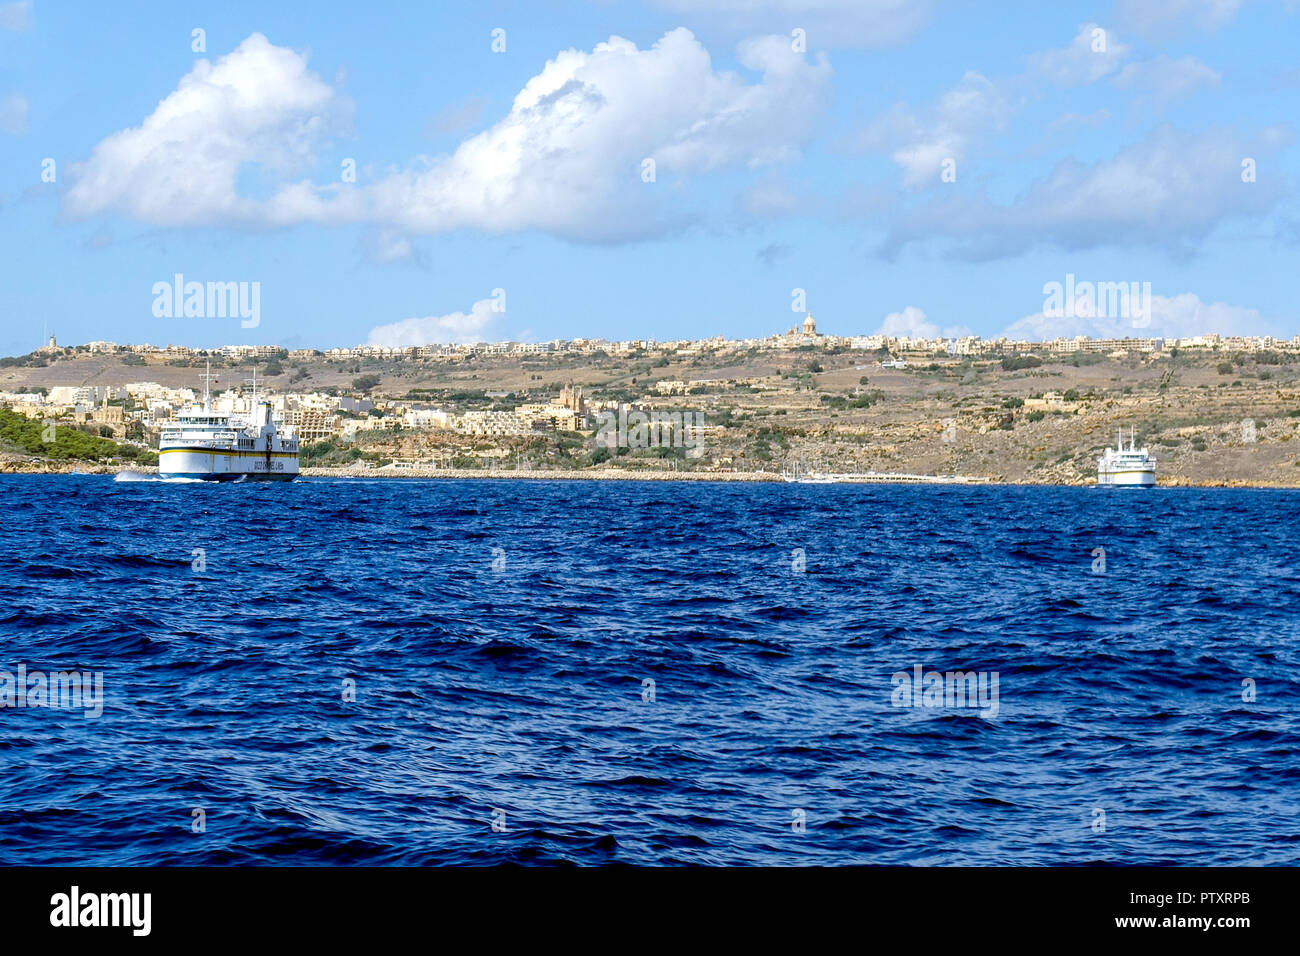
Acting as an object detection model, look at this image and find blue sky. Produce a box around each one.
[1,0,1297,353]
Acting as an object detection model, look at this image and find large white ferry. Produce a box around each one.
[158,366,299,481]
[1097,428,1155,487]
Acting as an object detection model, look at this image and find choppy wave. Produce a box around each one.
[113,471,205,484]
[0,476,1297,865]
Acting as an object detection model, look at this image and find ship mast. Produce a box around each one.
[243,367,263,425]
[199,360,217,411]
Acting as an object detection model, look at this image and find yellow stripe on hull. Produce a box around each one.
[159,448,299,459]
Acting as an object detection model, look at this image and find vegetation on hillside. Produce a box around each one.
[300,438,367,466]
[0,408,157,463]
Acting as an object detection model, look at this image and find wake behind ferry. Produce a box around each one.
[158,366,299,481]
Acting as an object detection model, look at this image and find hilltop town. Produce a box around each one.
[3,318,1300,485]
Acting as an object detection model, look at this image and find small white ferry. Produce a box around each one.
[1097,428,1155,487]
[158,366,299,481]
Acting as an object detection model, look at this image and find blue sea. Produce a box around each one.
[1,475,1296,865]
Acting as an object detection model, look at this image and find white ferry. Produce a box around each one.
[1097,428,1155,487]
[158,366,299,481]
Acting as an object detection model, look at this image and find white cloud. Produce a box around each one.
[876,305,970,338]
[648,0,933,48]
[1004,292,1278,340]
[1113,54,1221,106]
[851,21,1217,192]
[368,298,499,347]
[866,71,1011,189]
[0,92,27,134]
[853,20,1129,190]
[64,33,352,226]
[879,305,937,337]
[881,124,1292,260]
[0,1,31,31]
[65,30,830,242]
[845,21,1260,257]
[1115,0,1246,36]
[365,29,830,241]
[1027,23,1130,87]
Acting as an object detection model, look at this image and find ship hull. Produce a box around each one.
[1097,469,1156,487]
[159,448,299,481]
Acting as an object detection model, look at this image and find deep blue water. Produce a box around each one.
[1,474,1297,865]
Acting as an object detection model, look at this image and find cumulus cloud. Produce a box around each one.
[844,19,1262,255]
[850,21,1220,192]
[648,0,933,48]
[0,92,27,134]
[851,19,1131,191]
[855,71,1011,189]
[0,1,31,31]
[64,30,829,242]
[368,298,500,347]
[879,305,937,337]
[64,33,353,226]
[1003,292,1279,340]
[880,124,1292,260]
[1026,23,1130,87]
[365,29,830,241]
[876,305,970,338]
